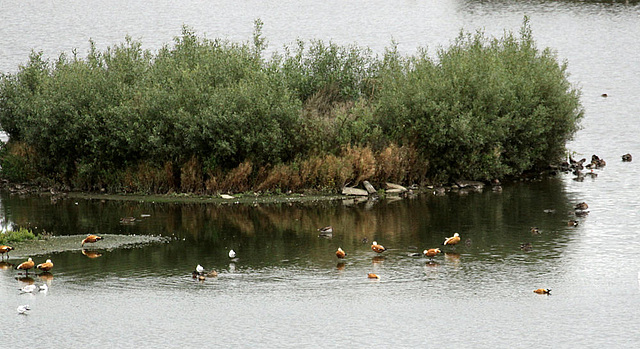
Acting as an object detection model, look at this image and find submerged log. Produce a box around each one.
[455,180,485,189]
[363,181,377,195]
[385,183,408,192]
[342,187,368,196]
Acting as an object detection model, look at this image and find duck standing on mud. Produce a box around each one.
[81,234,103,247]
[0,245,14,260]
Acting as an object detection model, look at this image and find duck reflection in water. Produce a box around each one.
[336,262,346,271]
[0,261,14,270]
[82,250,103,258]
[16,276,35,285]
[444,252,461,267]
[372,256,385,264]
[38,272,54,285]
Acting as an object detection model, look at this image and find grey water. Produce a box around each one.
[2,0,640,347]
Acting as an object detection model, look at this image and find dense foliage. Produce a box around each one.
[0,227,36,244]
[0,18,583,193]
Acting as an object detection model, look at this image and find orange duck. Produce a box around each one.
[443,233,460,246]
[371,241,386,253]
[0,245,14,259]
[336,247,347,259]
[16,257,35,275]
[37,259,54,272]
[81,234,103,246]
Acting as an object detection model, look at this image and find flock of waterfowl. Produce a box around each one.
[6,234,103,315]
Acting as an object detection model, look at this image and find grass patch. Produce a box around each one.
[0,227,37,244]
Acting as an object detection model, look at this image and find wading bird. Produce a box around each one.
[37,259,53,273]
[371,241,386,253]
[0,245,14,260]
[336,247,346,259]
[81,235,103,247]
[423,248,442,260]
[443,233,461,247]
[16,257,35,275]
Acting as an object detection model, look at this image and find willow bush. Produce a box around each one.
[0,18,583,193]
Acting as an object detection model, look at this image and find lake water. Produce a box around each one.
[2,0,640,347]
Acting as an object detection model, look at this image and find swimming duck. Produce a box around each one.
[81,235,103,247]
[443,233,461,246]
[367,273,380,279]
[371,241,386,253]
[16,258,35,275]
[229,249,236,259]
[195,264,204,275]
[622,153,632,162]
[206,270,218,277]
[0,245,14,259]
[575,202,588,210]
[520,243,533,251]
[318,226,333,238]
[336,247,347,259]
[533,288,551,294]
[531,227,540,235]
[36,259,53,272]
[568,220,579,227]
[423,248,442,260]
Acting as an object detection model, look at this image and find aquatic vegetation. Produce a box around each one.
[0,227,36,244]
[0,17,582,193]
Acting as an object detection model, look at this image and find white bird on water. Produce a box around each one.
[229,249,236,259]
[196,264,204,275]
[17,305,30,314]
[39,284,48,293]
[19,284,37,293]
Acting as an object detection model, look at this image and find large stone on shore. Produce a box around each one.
[342,187,368,196]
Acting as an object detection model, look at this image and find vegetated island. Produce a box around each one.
[0,17,583,198]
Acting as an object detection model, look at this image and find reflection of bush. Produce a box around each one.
[0,18,581,193]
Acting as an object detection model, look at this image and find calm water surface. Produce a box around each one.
[2,0,640,347]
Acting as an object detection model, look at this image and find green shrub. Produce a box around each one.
[0,227,37,244]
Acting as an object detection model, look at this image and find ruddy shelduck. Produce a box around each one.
[371,241,386,253]
[533,288,551,294]
[36,259,54,272]
[443,233,461,246]
[81,235,103,246]
[0,245,14,259]
[367,273,380,279]
[423,248,442,259]
[16,257,35,274]
[336,247,346,259]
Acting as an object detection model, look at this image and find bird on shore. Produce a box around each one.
[81,234,103,247]
[0,245,14,260]
[423,248,442,260]
[318,226,333,238]
[533,288,551,295]
[229,249,236,259]
[37,259,54,273]
[371,241,386,253]
[16,258,35,275]
[367,273,380,279]
[443,233,461,247]
[17,305,30,315]
[336,247,347,259]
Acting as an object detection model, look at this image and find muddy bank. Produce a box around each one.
[6,234,169,258]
